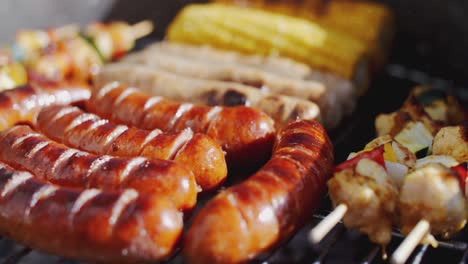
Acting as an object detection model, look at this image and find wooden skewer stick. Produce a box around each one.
[391,219,430,264]
[131,20,154,39]
[309,203,348,244]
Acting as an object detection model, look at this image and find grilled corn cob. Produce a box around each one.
[167,3,370,94]
[214,0,394,70]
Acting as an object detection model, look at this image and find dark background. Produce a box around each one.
[2,0,468,88]
[105,0,468,88]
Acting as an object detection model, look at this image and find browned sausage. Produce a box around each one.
[0,81,91,131]
[184,120,334,263]
[0,125,197,211]
[0,161,182,263]
[87,82,276,168]
[36,105,227,191]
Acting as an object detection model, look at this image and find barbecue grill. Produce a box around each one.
[0,1,467,263]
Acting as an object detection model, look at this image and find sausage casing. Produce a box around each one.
[184,120,334,263]
[0,81,91,131]
[0,161,182,263]
[0,125,197,210]
[96,64,325,129]
[36,105,227,191]
[87,82,276,168]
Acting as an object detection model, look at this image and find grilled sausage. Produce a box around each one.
[137,41,356,117]
[0,81,91,131]
[184,120,334,263]
[119,52,342,126]
[96,64,324,129]
[143,42,313,79]
[0,125,197,210]
[0,161,182,263]
[36,105,227,191]
[87,82,276,168]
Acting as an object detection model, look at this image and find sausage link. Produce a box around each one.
[36,105,227,191]
[0,125,197,210]
[0,81,91,131]
[96,63,325,129]
[0,161,182,263]
[87,82,276,168]
[184,120,334,263]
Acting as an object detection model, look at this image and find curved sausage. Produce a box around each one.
[0,81,91,131]
[87,82,276,168]
[0,161,182,263]
[184,120,334,263]
[0,125,197,211]
[36,105,227,191]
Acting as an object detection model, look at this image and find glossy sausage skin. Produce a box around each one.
[0,125,197,211]
[36,105,227,191]
[184,120,334,263]
[0,81,91,131]
[87,82,276,168]
[0,161,182,263]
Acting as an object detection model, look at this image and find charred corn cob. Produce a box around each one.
[167,3,370,95]
[213,0,394,71]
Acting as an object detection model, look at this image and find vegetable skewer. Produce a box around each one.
[310,87,466,253]
[391,124,468,264]
[0,20,153,89]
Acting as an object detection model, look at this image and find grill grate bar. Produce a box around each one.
[410,244,429,264]
[2,247,31,264]
[360,245,380,264]
[314,224,346,264]
[459,248,468,264]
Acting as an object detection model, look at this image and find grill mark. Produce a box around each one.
[3,126,23,135]
[51,149,79,175]
[277,155,308,173]
[170,103,194,127]
[85,155,112,179]
[244,180,280,220]
[102,125,128,148]
[114,88,138,105]
[97,82,120,99]
[137,129,163,154]
[261,169,285,184]
[65,113,97,133]
[205,106,222,129]
[25,185,58,220]
[83,119,108,134]
[225,193,249,231]
[143,96,163,111]
[1,172,32,197]
[109,189,139,228]
[68,189,101,228]
[50,107,79,123]
[119,157,147,183]
[25,141,49,159]
[11,133,40,148]
[168,129,194,160]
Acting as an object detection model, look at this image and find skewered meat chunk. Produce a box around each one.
[433,125,468,162]
[399,164,466,243]
[328,157,398,246]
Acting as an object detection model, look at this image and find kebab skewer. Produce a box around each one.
[309,87,466,250]
[391,124,468,264]
[310,135,415,249]
[0,20,153,88]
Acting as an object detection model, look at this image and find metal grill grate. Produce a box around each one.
[0,65,466,264]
